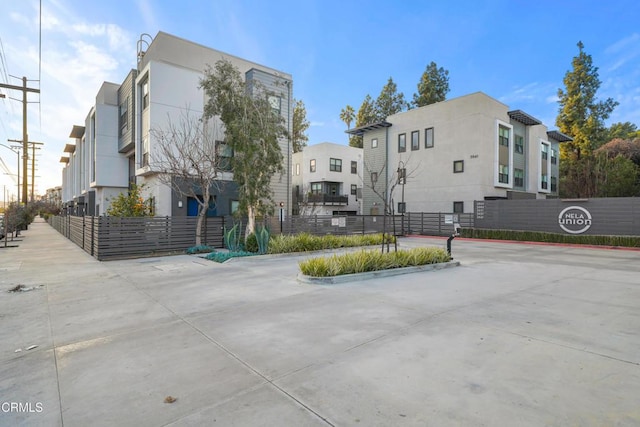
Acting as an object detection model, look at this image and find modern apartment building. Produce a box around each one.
[292,142,363,215]
[347,92,571,214]
[60,31,293,217]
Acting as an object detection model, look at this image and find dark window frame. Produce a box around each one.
[350,184,357,195]
[330,158,342,172]
[310,159,316,173]
[515,134,524,154]
[411,130,419,151]
[351,160,357,174]
[453,201,464,213]
[398,133,406,152]
[453,160,464,173]
[425,127,434,148]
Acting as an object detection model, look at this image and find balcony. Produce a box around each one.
[308,194,349,205]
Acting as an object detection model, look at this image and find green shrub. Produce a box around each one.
[186,245,216,254]
[268,233,395,254]
[224,223,243,251]
[205,251,254,263]
[299,247,451,277]
[245,233,259,253]
[462,228,640,248]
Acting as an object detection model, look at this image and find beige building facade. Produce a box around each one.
[349,92,570,214]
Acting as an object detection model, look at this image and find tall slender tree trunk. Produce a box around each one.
[246,205,256,238]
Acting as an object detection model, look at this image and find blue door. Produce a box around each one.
[187,198,199,216]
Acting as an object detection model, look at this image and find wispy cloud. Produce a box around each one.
[310,121,325,127]
[604,33,640,71]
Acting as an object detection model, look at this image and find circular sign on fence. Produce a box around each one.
[558,206,592,234]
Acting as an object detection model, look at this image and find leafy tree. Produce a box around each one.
[412,61,450,107]
[375,77,407,120]
[150,111,225,246]
[606,122,638,141]
[201,59,286,237]
[594,154,640,197]
[556,41,618,159]
[348,95,378,148]
[340,104,356,146]
[292,99,309,153]
[106,183,154,217]
[595,137,640,165]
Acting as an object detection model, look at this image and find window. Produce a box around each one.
[398,133,406,152]
[230,200,240,213]
[142,135,150,166]
[397,202,406,214]
[371,138,378,148]
[371,172,378,184]
[310,182,322,194]
[541,174,548,190]
[425,127,434,148]
[499,164,509,183]
[453,160,464,173]
[310,159,316,172]
[351,161,357,174]
[351,184,357,195]
[499,126,509,147]
[295,163,300,175]
[515,135,524,154]
[514,168,524,187]
[119,97,128,136]
[141,77,149,110]
[411,130,419,151]
[397,168,406,184]
[453,201,464,213]
[541,143,549,160]
[551,176,557,192]
[330,158,342,172]
[216,140,233,172]
[551,148,557,164]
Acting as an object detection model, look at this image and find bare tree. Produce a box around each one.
[293,183,324,217]
[362,155,420,252]
[150,110,226,246]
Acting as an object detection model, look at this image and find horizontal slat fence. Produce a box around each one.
[49,216,224,260]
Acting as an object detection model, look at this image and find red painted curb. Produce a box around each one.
[404,234,640,252]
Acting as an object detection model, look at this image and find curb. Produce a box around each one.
[297,260,460,285]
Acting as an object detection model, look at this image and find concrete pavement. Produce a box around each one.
[1,218,639,426]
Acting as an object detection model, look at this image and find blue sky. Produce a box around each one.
[1,0,639,197]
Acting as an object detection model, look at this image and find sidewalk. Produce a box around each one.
[1,218,639,426]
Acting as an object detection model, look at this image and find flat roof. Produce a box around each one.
[69,125,85,139]
[64,144,76,153]
[508,110,542,126]
[547,130,573,142]
[59,156,70,163]
[345,121,392,136]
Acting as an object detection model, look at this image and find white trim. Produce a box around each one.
[494,119,513,188]
[538,139,551,193]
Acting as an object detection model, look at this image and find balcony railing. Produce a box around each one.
[307,194,349,205]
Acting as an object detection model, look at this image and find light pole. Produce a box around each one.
[397,161,406,235]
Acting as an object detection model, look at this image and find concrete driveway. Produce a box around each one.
[1,218,639,426]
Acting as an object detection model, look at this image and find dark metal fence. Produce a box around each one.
[49,216,224,261]
[49,212,469,261]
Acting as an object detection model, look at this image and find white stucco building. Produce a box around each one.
[348,92,571,215]
[292,142,363,215]
[60,31,293,217]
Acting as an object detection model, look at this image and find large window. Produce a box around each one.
[351,160,357,174]
[330,158,342,172]
[499,164,509,183]
[515,135,524,154]
[425,127,434,148]
[216,141,233,172]
[119,97,128,136]
[310,159,316,172]
[310,182,322,194]
[541,143,549,160]
[499,126,510,147]
[141,77,149,110]
[514,168,524,187]
[398,133,406,152]
[411,130,419,151]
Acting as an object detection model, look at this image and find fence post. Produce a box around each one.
[438,212,442,236]
[91,217,95,256]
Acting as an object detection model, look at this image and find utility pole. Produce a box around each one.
[9,140,43,203]
[0,78,41,207]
